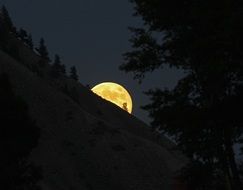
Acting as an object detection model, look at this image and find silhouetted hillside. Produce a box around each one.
[0,6,187,190]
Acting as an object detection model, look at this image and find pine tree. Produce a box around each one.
[120,0,243,189]
[70,66,78,81]
[36,38,49,61]
[122,102,128,112]
[54,54,61,65]
[1,5,16,33]
[51,54,62,78]
[27,34,34,50]
[18,29,33,50]
[18,28,28,42]
[0,6,14,49]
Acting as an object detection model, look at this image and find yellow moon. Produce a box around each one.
[91,82,133,114]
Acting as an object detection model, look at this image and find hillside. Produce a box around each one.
[0,43,187,189]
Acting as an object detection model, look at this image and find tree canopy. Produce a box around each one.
[120,0,243,189]
[36,38,50,61]
[1,5,16,33]
[70,66,78,81]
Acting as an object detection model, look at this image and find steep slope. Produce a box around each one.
[0,49,187,190]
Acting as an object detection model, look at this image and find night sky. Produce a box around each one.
[1,0,183,124]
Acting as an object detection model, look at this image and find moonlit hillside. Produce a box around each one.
[0,23,187,190]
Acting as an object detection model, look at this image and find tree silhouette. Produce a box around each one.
[120,1,243,189]
[0,7,20,60]
[0,73,41,189]
[51,54,66,78]
[27,33,34,50]
[36,38,49,61]
[51,54,62,78]
[70,66,78,81]
[122,102,128,112]
[18,28,33,49]
[18,28,28,42]
[0,6,14,50]
[1,5,16,34]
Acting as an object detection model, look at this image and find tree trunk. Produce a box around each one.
[224,130,243,190]
[227,144,242,190]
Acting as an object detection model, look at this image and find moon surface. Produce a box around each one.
[91,82,133,114]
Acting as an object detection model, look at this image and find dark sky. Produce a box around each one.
[1,0,183,124]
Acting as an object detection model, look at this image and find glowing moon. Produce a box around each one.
[91,82,133,114]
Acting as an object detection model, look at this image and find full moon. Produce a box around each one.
[91,82,133,114]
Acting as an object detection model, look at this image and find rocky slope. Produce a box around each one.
[0,47,187,190]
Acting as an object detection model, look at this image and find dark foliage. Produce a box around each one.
[0,6,13,50]
[70,66,78,81]
[0,73,41,189]
[180,160,226,190]
[18,28,28,42]
[18,28,34,50]
[36,38,49,61]
[1,5,16,34]
[120,0,243,189]
[27,34,34,50]
[0,7,31,61]
[51,54,63,78]
[0,6,35,62]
